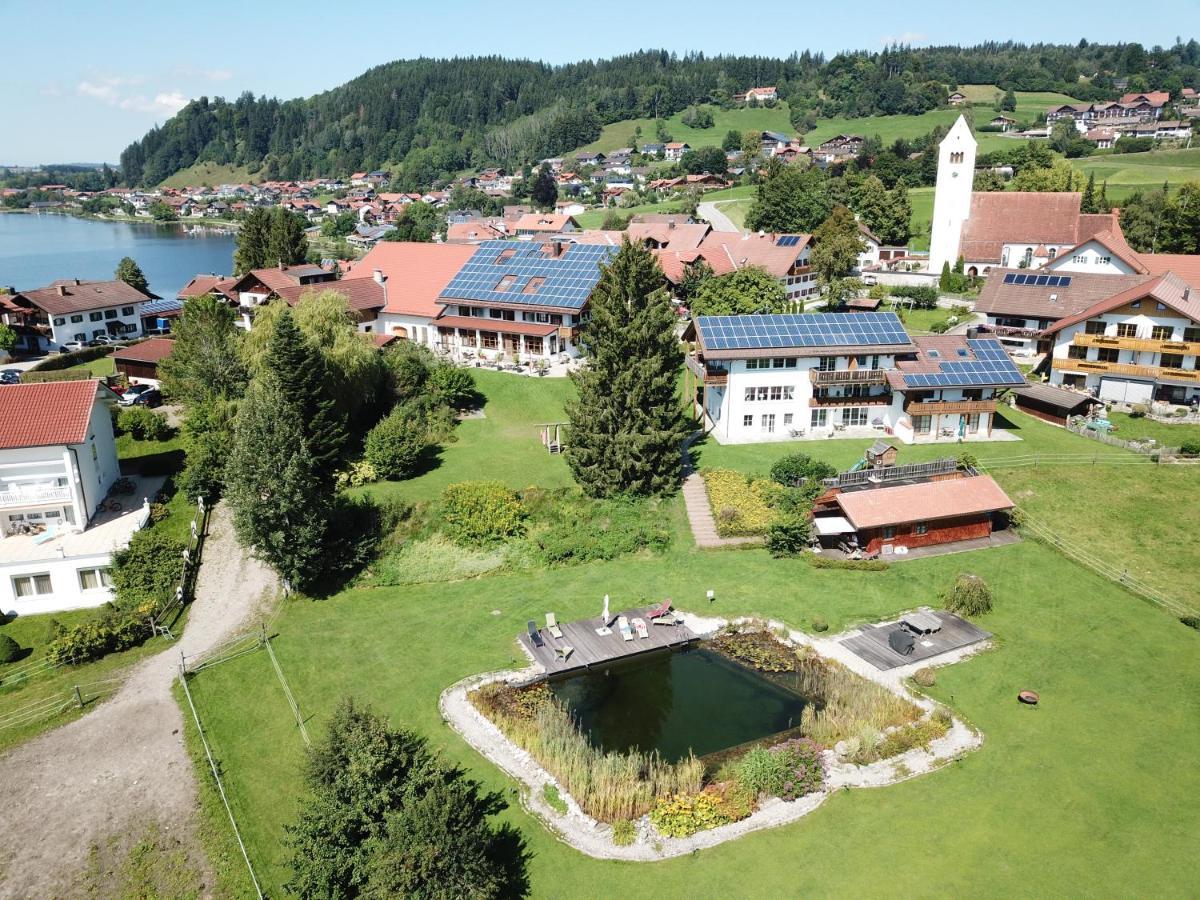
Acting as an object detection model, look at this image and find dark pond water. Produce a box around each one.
[549,646,810,763]
[0,212,236,298]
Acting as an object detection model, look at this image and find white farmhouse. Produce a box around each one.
[0,381,151,615]
[2,279,157,353]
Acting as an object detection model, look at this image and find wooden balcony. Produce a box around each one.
[558,325,580,341]
[808,367,889,386]
[1073,332,1200,356]
[1054,357,1200,383]
[809,393,892,408]
[684,354,728,386]
[903,399,997,416]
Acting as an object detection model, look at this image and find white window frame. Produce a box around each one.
[761,413,776,433]
[12,572,53,598]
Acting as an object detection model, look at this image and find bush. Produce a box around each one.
[428,363,476,409]
[45,615,152,666]
[441,481,526,545]
[889,285,939,309]
[767,516,811,557]
[117,406,170,441]
[1129,403,1149,418]
[956,451,978,470]
[733,739,825,801]
[43,617,65,644]
[702,468,781,536]
[611,819,636,847]
[109,528,186,611]
[0,633,22,663]
[811,616,829,632]
[769,452,837,487]
[534,496,669,564]
[913,667,936,687]
[649,788,739,837]
[364,409,430,480]
[1179,615,1200,631]
[334,459,380,489]
[944,573,993,617]
[929,321,950,334]
[1179,440,1200,457]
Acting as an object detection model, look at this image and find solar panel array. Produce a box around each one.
[439,240,618,310]
[775,235,801,247]
[900,339,1026,388]
[698,312,911,351]
[1002,273,1072,287]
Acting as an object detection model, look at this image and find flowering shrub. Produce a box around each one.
[701,468,781,536]
[650,785,747,837]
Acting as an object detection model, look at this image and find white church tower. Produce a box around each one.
[928,115,977,274]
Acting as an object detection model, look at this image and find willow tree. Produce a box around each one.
[565,239,686,497]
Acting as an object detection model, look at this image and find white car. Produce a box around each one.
[58,341,86,353]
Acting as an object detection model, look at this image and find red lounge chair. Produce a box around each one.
[647,599,673,620]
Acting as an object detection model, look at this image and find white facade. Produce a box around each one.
[48,302,143,348]
[928,116,977,274]
[1045,241,1141,275]
[375,312,438,349]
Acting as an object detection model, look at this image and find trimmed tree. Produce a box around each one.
[690,266,788,316]
[114,256,149,294]
[565,238,687,497]
[158,293,247,406]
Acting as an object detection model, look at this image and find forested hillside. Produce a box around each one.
[120,41,1200,188]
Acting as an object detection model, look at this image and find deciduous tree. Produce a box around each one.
[690,266,788,316]
[114,256,149,294]
[158,294,247,406]
[745,162,832,234]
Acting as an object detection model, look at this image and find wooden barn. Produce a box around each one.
[1011,382,1094,426]
[108,338,174,385]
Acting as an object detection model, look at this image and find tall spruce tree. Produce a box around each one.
[234,207,272,274]
[530,162,558,210]
[565,239,686,497]
[268,206,310,266]
[264,309,347,471]
[225,376,333,590]
[114,256,149,294]
[1081,172,1097,214]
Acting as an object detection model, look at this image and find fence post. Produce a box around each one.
[74,685,83,709]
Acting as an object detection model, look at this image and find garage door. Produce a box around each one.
[1098,377,1153,404]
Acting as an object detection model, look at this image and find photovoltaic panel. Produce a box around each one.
[439,240,618,310]
[900,338,1025,388]
[1001,272,1072,287]
[775,235,801,247]
[697,312,911,351]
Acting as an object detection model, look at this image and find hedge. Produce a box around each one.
[29,345,116,371]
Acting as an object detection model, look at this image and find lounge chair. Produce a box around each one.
[631,617,649,639]
[652,614,682,627]
[546,612,564,639]
[617,615,634,642]
[527,620,544,648]
[647,599,673,620]
[555,645,574,661]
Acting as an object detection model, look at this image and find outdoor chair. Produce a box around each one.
[527,620,544,648]
[546,612,564,639]
[617,616,634,642]
[555,645,574,661]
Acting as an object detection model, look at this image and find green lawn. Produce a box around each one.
[907,186,934,251]
[1103,412,1200,448]
[52,356,115,377]
[579,105,796,156]
[158,161,260,189]
[1069,147,1200,202]
[801,110,1021,155]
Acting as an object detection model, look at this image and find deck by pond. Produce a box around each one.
[518,606,697,675]
[839,610,990,670]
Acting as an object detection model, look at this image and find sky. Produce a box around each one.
[0,0,1191,166]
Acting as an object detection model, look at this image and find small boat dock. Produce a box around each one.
[518,606,697,676]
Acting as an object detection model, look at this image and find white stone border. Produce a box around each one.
[439,609,986,861]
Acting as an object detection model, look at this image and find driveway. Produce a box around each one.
[697,200,740,233]
[0,504,278,898]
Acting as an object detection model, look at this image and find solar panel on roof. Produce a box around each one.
[1003,273,1017,284]
[901,338,1024,388]
[439,240,617,310]
[696,312,910,352]
[776,235,800,247]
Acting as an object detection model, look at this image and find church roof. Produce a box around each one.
[958,193,1090,263]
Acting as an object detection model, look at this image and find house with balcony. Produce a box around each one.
[432,240,619,364]
[683,315,1024,444]
[358,241,479,348]
[2,279,158,353]
[1044,272,1200,405]
[224,264,337,329]
[0,381,152,615]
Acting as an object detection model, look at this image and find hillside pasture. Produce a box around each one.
[578,104,796,156]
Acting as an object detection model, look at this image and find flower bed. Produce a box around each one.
[701,468,781,537]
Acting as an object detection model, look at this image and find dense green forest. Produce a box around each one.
[118,42,1200,188]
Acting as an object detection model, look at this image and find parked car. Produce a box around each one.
[88,335,114,346]
[0,369,21,385]
[58,341,86,353]
[119,384,161,407]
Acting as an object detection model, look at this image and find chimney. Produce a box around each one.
[73,278,81,286]
[57,285,67,296]
[373,269,385,285]
[668,220,676,230]
[1185,287,1191,302]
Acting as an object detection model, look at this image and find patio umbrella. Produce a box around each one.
[602,594,610,623]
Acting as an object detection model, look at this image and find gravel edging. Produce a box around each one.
[439,610,985,861]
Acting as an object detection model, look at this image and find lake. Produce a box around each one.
[0,212,237,299]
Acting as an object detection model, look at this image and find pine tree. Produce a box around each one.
[234,208,272,274]
[1081,172,1097,214]
[114,256,149,294]
[565,239,686,497]
[158,294,247,406]
[1099,179,1109,211]
[530,163,558,210]
[268,207,310,266]
[1001,88,1016,112]
[264,309,348,472]
[224,376,333,591]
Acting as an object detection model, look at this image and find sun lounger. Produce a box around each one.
[647,599,673,619]
[546,612,564,639]
[554,645,574,660]
[617,616,633,642]
[652,614,682,626]
[631,617,649,638]
[527,620,544,648]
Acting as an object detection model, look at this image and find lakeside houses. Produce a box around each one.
[225,263,338,329]
[356,241,478,347]
[683,313,1024,444]
[0,381,150,615]
[430,240,618,363]
[0,279,158,353]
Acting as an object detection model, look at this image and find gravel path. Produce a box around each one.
[0,504,278,899]
[681,433,762,549]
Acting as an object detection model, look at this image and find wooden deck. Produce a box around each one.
[839,611,990,670]
[517,606,697,676]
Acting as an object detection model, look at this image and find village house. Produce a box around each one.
[734,86,778,104]
[815,135,866,162]
[948,91,968,106]
[358,241,478,347]
[0,381,150,615]
[683,313,1023,444]
[1,279,158,353]
[640,142,666,157]
[431,240,618,364]
[514,213,579,237]
[988,115,1018,132]
[108,338,174,386]
[224,264,337,329]
[663,142,690,160]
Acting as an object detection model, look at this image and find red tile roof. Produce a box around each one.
[834,475,1014,529]
[0,380,101,449]
[514,213,578,232]
[975,268,1154,321]
[109,338,175,364]
[273,277,386,313]
[1138,253,1200,289]
[356,242,478,317]
[696,231,811,278]
[178,274,237,299]
[627,222,711,250]
[959,193,1085,263]
[1043,272,1200,335]
[15,279,157,316]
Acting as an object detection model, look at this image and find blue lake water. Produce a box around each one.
[549,645,810,762]
[0,212,237,299]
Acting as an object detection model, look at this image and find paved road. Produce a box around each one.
[697,200,740,234]
[0,504,278,898]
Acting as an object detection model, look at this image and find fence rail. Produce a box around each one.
[1065,419,1191,458]
[150,497,210,639]
[0,676,124,732]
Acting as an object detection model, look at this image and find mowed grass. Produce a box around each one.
[158,161,260,189]
[1069,147,1200,202]
[1106,411,1200,447]
[801,109,1021,155]
[578,104,796,155]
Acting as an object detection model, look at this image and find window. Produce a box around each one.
[1097,256,1111,265]
[70,314,83,323]
[1160,353,1185,369]
[915,415,932,435]
[1072,255,1085,264]
[89,311,103,322]
[818,356,837,371]
[78,567,112,591]
[745,359,760,369]
[1184,327,1200,343]
[1047,248,1057,259]
[810,409,827,428]
[966,413,981,433]
[104,309,117,319]
[1151,326,1174,341]
[1021,248,1033,267]
[53,317,65,326]
[1001,248,1011,267]
[494,275,517,292]
[845,408,869,427]
[743,414,753,427]
[1085,319,1106,335]
[1097,347,1120,363]
[1116,323,1138,338]
[915,523,929,536]
[783,413,793,426]
[761,414,776,433]
[756,386,769,401]
[882,526,896,540]
[1067,345,1088,360]
[12,573,52,598]
[479,331,498,350]
[744,387,756,402]
[121,306,135,316]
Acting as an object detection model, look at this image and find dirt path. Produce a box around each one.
[0,504,278,899]
[697,200,739,234]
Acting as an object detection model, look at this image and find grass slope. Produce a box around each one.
[158,162,260,190]
[579,105,795,156]
[1069,147,1200,203]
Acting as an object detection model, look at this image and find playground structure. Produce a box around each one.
[538,422,568,454]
